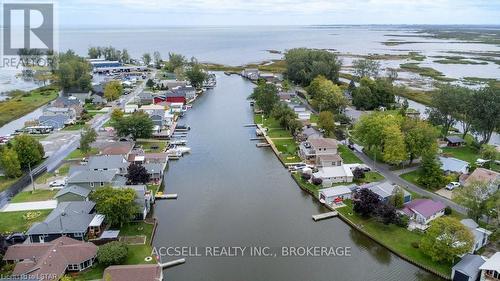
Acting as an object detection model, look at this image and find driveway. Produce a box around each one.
[435,188,453,200]
[1,200,57,212]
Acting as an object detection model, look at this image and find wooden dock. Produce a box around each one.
[256,143,271,148]
[250,137,265,141]
[244,124,257,127]
[312,211,338,221]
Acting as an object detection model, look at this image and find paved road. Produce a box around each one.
[353,149,468,215]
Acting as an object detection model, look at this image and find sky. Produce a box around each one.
[55,0,500,26]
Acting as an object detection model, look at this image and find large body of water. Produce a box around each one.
[1,25,499,94]
[153,73,441,281]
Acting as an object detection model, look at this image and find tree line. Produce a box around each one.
[0,135,45,178]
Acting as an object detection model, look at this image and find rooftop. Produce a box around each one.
[479,252,500,272]
[452,254,485,277]
[308,138,338,149]
[402,199,446,219]
[439,156,469,173]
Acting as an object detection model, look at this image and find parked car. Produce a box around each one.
[5,233,27,245]
[49,179,66,189]
[445,182,460,191]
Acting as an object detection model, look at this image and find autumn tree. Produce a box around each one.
[318,111,335,137]
[307,76,347,113]
[401,118,439,164]
[104,80,123,101]
[382,124,407,165]
[420,217,474,263]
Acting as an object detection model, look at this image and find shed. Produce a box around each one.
[445,136,466,147]
[452,254,485,281]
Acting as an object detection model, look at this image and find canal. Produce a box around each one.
[153,73,441,281]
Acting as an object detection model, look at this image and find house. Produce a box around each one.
[38,115,72,130]
[401,199,446,226]
[439,156,470,174]
[86,155,129,174]
[125,104,139,114]
[138,92,154,105]
[479,252,500,281]
[27,201,104,243]
[452,254,486,281]
[460,219,492,253]
[103,264,163,281]
[173,86,196,101]
[299,138,338,164]
[297,111,312,121]
[147,109,167,127]
[68,91,92,103]
[100,142,135,157]
[67,167,125,190]
[241,69,259,80]
[278,91,296,102]
[52,96,83,117]
[445,136,466,147]
[159,79,188,89]
[359,182,412,204]
[130,153,169,164]
[164,90,186,104]
[313,165,354,186]
[3,237,97,281]
[463,168,499,194]
[91,94,107,105]
[297,126,322,141]
[319,184,356,205]
[55,185,91,203]
[317,154,343,167]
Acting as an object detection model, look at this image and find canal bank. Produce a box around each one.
[153,73,441,281]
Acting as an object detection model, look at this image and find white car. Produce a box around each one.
[445,182,460,191]
[49,179,66,189]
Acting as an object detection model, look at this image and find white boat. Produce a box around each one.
[170,139,187,146]
[166,146,191,157]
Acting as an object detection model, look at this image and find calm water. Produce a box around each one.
[153,73,441,281]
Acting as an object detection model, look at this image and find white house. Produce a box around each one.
[439,156,470,174]
[313,165,354,187]
[479,252,500,281]
[461,219,493,254]
[401,199,446,228]
[319,184,355,205]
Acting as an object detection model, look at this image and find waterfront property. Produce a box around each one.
[401,199,446,230]
[445,136,466,147]
[319,184,356,205]
[26,201,104,243]
[299,138,339,165]
[461,168,499,194]
[313,165,354,186]
[358,181,412,204]
[3,236,97,281]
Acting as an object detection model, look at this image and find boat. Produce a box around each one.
[170,139,187,146]
[175,125,191,131]
[166,145,191,158]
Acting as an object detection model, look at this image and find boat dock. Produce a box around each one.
[250,137,265,141]
[256,143,271,148]
[312,211,338,221]
[155,193,178,200]
[244,124,257,127]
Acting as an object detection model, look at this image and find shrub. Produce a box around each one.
[395,214,409,228]
[301,173,312,180]
[411,241,419,249]
[444,206,452,215]
[97,241,128,266]
[312,177,323,186]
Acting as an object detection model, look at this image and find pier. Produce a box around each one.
[256,143,271,148]
[160,258,186,269]
[155,193,178,200]
[312,211,338,221]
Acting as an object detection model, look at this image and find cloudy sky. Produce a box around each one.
[58,0,500,26]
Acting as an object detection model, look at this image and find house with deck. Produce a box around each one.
[319,184,356,205]
[313,165,354,187]
[358,182,412,204]
[299,138,339,165]
[401,199,446,229]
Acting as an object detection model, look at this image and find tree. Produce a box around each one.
[57,50,92,92]
[126,163,151,185]
[454,181,492,221]
[80,126,97,155]
[113,111,154,140]
[88,47,101,59]
[418,148,445,189]
[146,79,155,88]
[352,78,395,110]
[0,148,22,178]
[353,112,402,154]
[97,241,128,266]
[427,84,462,137]
[185,63,208,89]
[401,118,439,164]
[284,48,342,86]
[352,59,381,78]
[153,51,162,68]
[111,108,124,122]
[318,111,335,137]
[454,88,475,139]
[470,86,500,145]
[399,98,409,116]
[121,49,130,64]
[375,203,397,225]
[12,135,44,169]
[165,52,186,72]
[353,189,381,217]
[420,217,474,263]
[104,80,123,101]
[382,124,407,165]
[90,187,138,227]
[389,186,405,209]
[480,145,499,168]
[307,76,347,113]
[352,168,365,180]
[248,82,279,116]
[386,68,398,82]
[142,53,152,66]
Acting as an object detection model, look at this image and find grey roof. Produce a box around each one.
[461,218,479,229]
[68,169,118,184]
[27,201,96,235]
[116,185,149,208]
[439,157,469,173]
[55,185,91,198]
[164,90,185,98]
[446,136,465,144]
[143,163,165,174]
[54,96,81,107]
[452,254,485,277]
[38,115,70,128]
[139,92,153,99]
[44,107,73,114]
[149,109,165,117]
[87,155,128,171]
[361,182,411,199]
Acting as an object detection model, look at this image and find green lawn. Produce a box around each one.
[36,163,70,184]
[355,171,385,184]
[292,173,321,197]
[400,170,422,187]
[65,147,99,160]
[10,190,58,203]
[267,128,292,138]
[119,222,156,265]
[441,146,479,164]
[253,115,281,128]
[0,210,51,234]
[337,201,453,276]
[136,141,167,153]
[338,145,362,164]
[310,114,319,124]
[0,86,59,127]
[273,138,301,163]
[74,264,106,281]
[0,176,18,192]
[147,184,160,193]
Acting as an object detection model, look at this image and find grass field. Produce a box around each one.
[400,63,455,82]
[10,190,57,203]
[65,147,99,160]
[0,86,59,127]
[0,176,18,192]
[355,171,385,184]
[337,201,453,276]
[267,128,292,138]
[136,141,167,153]
[400,170,423,187]
[0,210,51,234]
[338,145,362,164]
[62,123,85,131]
